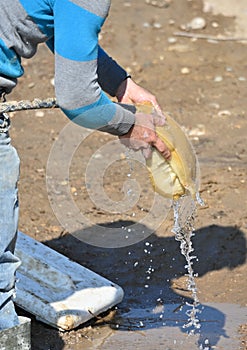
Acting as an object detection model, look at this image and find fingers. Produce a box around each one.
[152,137,171,160]
[119,112,171,160]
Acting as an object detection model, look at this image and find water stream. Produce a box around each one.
[172,193,211,350]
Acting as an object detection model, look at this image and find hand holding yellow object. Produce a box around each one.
[137,103,199,201]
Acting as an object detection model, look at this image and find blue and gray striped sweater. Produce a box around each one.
[0,0,135,135]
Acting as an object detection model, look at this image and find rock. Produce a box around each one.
[153,22,162,29]
[211,21,219,28]
[35,111,45,118]
[185,17,207,30]
[188,124,206,137]
[214,75,223,82]
[28,82,35,88]
[181,67,190,74]
[218,110,231,117]
[167,37,177,44]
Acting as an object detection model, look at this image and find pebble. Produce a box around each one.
[211,21,219,28]
[92,153,103,159]
[226,66,233,72]
[238,76,246,81]
[188,124,205,137]
[153,22,162,29]
[50,78,55,86]
[209,102,220,109]
[143,22,150,28]
[71,187,77,194]
[145,0,170,8]
[214,75,223,82]
[28,82,35,88]
[35,111,45,118]
[190,17,206,30]
[218,110,231,117]
[167,37,177,44]
[181,67,190,74]
[183,17,206,30]
[36,168,44,173]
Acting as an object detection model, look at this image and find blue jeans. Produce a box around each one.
[0,113,21,330]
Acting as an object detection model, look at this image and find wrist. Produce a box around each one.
[115,75,132,100]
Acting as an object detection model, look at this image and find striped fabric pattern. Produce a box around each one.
[0,0,135,135]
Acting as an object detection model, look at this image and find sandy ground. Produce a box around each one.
[5,0,247,349]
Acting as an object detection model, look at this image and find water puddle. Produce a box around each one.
[70,303,247,350]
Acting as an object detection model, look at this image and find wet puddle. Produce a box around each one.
[66,303,246,350]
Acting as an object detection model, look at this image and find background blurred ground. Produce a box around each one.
[6,0,247,349]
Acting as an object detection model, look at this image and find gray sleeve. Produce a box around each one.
[98,103,137,135]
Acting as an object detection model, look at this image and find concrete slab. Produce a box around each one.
[14,232,124,331]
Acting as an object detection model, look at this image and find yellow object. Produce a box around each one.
[136,103,198,200]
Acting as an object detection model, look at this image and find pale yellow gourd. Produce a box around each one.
[136,103,199,200]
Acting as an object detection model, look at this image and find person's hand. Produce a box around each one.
[117,77,170,159]
[116,77,164,117]
[119,112,171,160]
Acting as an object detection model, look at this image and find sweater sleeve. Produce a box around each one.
[97,46,129,97]
[53,0,135,135]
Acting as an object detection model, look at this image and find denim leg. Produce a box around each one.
[0,118,21,330]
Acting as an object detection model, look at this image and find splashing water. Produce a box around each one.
[172,193,204,334]
[199,338,211,350]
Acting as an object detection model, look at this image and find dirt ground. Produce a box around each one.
[6,0,247,349]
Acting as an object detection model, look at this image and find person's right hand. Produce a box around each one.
[119,112,171,160]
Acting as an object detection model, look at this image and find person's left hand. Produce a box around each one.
[116,77,164,117]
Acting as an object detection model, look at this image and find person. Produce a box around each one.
[0,0,171,330]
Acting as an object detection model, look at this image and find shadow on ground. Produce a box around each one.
[18,223,246,349]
